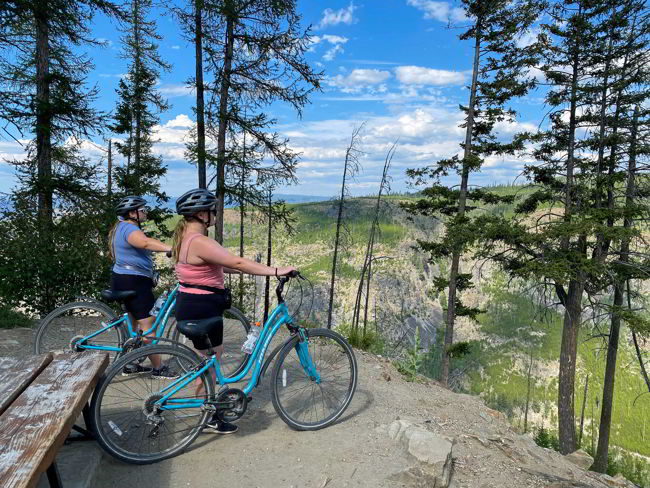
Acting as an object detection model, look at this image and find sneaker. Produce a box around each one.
[151,365,179,379]
[122,363,153,376]
[204,415,238,434]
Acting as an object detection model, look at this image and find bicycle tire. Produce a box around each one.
[171,306,250,378]
[89,344,213,464]
[270,328,357,431]
[34,301,125,362]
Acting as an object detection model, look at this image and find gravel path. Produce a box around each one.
[1,325,634,488]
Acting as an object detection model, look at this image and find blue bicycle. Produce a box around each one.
[33,284,251,378]
[88,273,358,464]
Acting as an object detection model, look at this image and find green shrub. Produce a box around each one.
[395,326,425,382]
[533,426,560,451]
[336,322,384,353]
[0,305,34,329]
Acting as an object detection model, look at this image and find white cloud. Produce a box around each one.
[158,84,195,98]
[171,45,180,50]
[327,69,392,93]
[317,2,358,29]
[407,0,467,23]
[395,65,465,86]
[323,45,344,62]
[516,28,540,49]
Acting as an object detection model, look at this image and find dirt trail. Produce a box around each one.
[92,350,631,488]
[1,327,634,488]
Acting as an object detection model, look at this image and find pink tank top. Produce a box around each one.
[176,233,224,294]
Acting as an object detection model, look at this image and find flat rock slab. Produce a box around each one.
[564,449,594,470]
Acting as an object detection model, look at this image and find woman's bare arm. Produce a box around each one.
[194,236,295,276]
[127,229,172,252]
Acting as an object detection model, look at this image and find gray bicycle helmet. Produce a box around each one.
[175,188,216,216]
[115,195,147,216]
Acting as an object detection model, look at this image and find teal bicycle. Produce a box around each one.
[33,283,251,378]
[88,273,358,464]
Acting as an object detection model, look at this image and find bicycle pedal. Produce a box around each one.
[246,396,253,403]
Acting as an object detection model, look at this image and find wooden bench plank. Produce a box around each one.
[0,354,53,417]
[0,352,108,488]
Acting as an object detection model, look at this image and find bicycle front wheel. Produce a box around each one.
[89,345,213,464]
[271,328,358,431]
[171,306,250,378]
[34,301,124,362]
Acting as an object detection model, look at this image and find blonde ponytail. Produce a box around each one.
[171,218,189,264]
[107,221,120,261]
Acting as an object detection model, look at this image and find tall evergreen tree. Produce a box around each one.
[111,0,170,229]
[0,0,123,312]
[198,0,322,244]
[477,0,650,455]
[402,0,542,386]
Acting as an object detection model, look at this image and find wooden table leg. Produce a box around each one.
[66,403,95,442]
[46,462,63,488]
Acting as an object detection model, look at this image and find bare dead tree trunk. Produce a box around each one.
[107,140,112,197]
[263,188,272,324]
[352,143,395,331]
[363,250,372,336]
[524,348,534,434]
[327,124,363,329]
[214,11,234,244]
[578,374,588,447]
[238,132,246,309]
[195,0,206,189]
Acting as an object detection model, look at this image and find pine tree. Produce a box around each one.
[0,0,124,312]
[198,0,322,244]
[477,0,650,455]
[402,0,542,386]
[111,0,170,230]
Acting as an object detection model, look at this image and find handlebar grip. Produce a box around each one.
[288,270,300,278]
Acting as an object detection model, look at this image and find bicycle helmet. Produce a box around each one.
[176,188,216,216]
[115,195,147,216]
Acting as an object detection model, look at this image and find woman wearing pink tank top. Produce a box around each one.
[171,188,297,434]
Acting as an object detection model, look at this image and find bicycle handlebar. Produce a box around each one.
[275,271,301,303]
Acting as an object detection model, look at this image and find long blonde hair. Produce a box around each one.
[107,221,120,261]
[171,218,190,264]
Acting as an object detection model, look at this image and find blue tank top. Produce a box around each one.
[112,222,153,277]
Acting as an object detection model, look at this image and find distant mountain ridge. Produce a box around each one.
[144,193,333,210]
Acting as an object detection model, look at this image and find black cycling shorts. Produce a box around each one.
[111,272,155,320]
[174,291,228,350]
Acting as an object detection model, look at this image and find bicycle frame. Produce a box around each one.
[156,300,319,411]
[74,284,180,353]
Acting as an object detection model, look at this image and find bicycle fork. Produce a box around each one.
[295,329,321,383]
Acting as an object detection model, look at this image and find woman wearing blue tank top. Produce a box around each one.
[108,196,173,377]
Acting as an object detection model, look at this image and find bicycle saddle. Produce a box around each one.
[100,289,137,303]
[177,317,222,340]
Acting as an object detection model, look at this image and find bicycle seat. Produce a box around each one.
[100,289,137,303]
[177,317,222,341]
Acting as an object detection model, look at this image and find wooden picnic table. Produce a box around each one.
[0,352,108,488]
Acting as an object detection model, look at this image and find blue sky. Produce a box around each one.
[0,1,541,198]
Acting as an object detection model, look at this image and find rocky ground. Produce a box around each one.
[1,325,639,488]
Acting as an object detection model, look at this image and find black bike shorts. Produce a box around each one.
[174,291,228,350]
[111,272,155,320]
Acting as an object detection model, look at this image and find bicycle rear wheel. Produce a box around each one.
[271,328,357,431]
[171,306,250,378]
[34,301,124,362]
[89,345,213,464]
